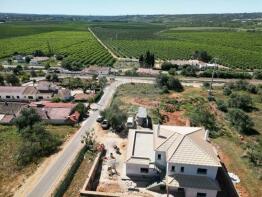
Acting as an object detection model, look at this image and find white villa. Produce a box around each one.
[125,125,221,197]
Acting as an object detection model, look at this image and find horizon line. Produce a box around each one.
[1,11,262,17]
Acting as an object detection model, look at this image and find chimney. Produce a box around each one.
[157,124,160,137]
[204,130,209,141]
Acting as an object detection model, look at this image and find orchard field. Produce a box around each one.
[0,22,115,66]
[92,23,262,69]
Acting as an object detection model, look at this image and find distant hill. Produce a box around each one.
[1,12,262,26]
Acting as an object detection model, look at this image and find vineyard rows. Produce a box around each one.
[0,31,115,66]
[92,26,262,69]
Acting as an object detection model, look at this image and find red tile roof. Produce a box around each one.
[30,101,76,108]
[68,111,80,123]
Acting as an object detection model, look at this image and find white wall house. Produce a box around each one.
[125,125,221,197]
[0,86,27,101]
[0,81,70,102]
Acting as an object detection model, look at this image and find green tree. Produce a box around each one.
[15,108,41,131]
[188,106,218,136]
[25,56,31,63]
[228,93,254,112]
[192,50,212,63]
[228,109,254,133]
[13,65,23,75]
[16,123,61,166]
[5,74,20,86]
[167,77,184,92]
[101,103,127,131]
[216,100,228,112]
[0,74,4,85]
[73,103,87,121]
[223,86,232,96]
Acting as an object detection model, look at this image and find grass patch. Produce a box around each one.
[0,124,78,196]
[63,153,95,197]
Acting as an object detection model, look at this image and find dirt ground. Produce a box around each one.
[215,145,250,197]
[94,123,128,193]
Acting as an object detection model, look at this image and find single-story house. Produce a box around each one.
[30,57,49,65]
[137,68,160,76]
[29,101,79,125]
[74,92,95,102]
[82,66,111,76]
[0,81,71,102]
[0,102,28,124]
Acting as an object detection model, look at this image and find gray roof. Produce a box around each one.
[137,107,147,118]
[0,86,26,94]
[154,125,221,167]
[0,102,28,115]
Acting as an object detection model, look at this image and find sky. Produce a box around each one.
[0,0,262,16]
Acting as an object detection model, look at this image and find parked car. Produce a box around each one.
[96,115,104,123]
[126,116,135,129]
[101,119,110,130]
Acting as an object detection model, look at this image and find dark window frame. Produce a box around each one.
[180,167,184,173]
[171,166,175,172]
[197,192,207,197]
[157,154,161,160]
[140,168,149,173]
[197,168,208,175]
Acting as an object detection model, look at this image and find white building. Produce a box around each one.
[0,81,70,102]
[125,125,221,197]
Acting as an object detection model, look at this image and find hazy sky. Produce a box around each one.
[0,0,261,15]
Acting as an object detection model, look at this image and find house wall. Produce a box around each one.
[22,94,37,100]
[36,93,53,100]
[185,188,218,197]
[126,162,158,177]
[0,92,24,100]
[169,187,218,197]
[44,119,69,125]
[167,163,218,179]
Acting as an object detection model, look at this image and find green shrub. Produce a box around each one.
[223,86,232,96]
[188,106,218,136]
[228,93,254,112]
[228,109,254,133]
[216,100,228,112]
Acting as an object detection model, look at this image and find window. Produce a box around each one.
[6,96,10,99]
[171,166,175,172]
[38,96,43,99]
[17,96,20,99]
[197,192,206,197]
[180,167,184,173]
[157,154,161,160]
[197,168,207,175]
[28,96,33,99]
[140,168,149,173]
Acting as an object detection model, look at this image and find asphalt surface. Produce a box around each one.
[27,81,122,197]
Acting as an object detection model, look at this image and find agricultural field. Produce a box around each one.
[0,21,89,39]
[92,23,262,69]
[112,83,262,197]
[0,22,115,66]
[0,124,78,196]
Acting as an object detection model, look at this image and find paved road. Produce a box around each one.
[26,79,152,197]
[27,81,122,197]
